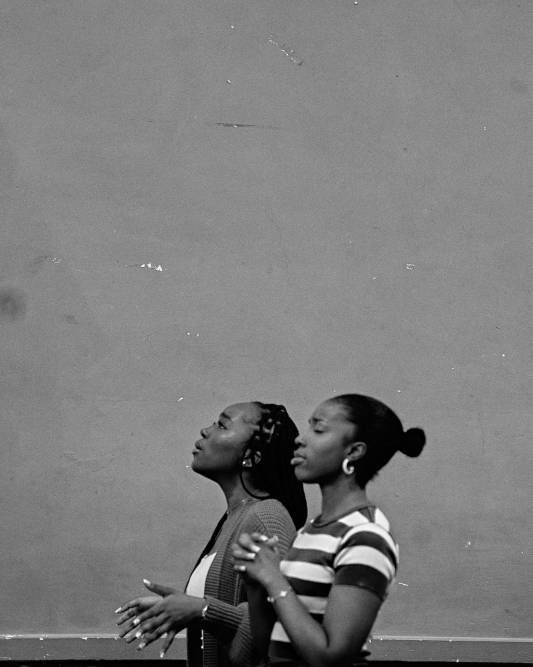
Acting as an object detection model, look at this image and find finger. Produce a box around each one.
[237,532,256,550]
[123,627,141,643]
[137,621,172,650]
[132,601,163,625]
[232,548,256,561]
[119,615,146,639]
[115,598,143,614]
[143,579,175,596]
[259,535,280,554]
[234,564,247,573]
[160,629,177,658]
[128,612,166,645]
[118,618,141,639]
[116,609,138,627]
[243,534,263,552]
[264,535,279,548]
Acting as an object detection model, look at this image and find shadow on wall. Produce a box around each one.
[0,286,27,322]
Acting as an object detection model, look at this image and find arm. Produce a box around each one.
[265,579,381,667]
[210,502,295,666]
[238,535,278,666]
[234,534,384,667]
[128,504,294,663]
[203,592,274,667]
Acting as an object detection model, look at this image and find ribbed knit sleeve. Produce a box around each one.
[203,597,246,636]
[202,499,296,667]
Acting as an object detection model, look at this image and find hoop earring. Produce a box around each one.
[342,457,355,476]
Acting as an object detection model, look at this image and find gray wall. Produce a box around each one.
[1,0,531,640]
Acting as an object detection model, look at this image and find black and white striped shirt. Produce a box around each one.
[270,505,399,657]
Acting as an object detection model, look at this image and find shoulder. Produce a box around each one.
[241,499,295,540]
[334,507,399,572]
[247,498,291,520]
[243,498,292,526]
[336,506,395,540]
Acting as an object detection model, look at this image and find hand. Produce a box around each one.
[231,532,284,589]
[116,596,161,635]
[115,579,176,637]
[123,581,205,656]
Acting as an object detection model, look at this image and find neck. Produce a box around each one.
[318,475,368,522]
[217,473,258,512]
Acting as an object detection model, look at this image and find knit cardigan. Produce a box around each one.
[186,498,296,667]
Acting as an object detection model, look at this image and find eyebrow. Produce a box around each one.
[219,412,232,422]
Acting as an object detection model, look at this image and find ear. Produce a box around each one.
[346,440,367,461]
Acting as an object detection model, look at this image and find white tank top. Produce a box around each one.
[185,552,217,597]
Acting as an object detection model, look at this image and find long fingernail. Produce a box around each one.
[143,578,151,585]
[137,642,146,650]
[114,607,122,613]
[160,650,166,659]
[161,633,168,639]
[250,544,261,553]
[258,534,269,542]
[135,631,142,639]
[132,618,140,626]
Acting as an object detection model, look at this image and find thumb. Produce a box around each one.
[143,579,175,596]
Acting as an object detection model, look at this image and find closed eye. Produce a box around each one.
[309,417,325,433]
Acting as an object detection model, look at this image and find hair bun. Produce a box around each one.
[399,427,426,457]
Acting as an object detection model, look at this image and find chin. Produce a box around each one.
[294,466,314,483]
[191,462,216,481]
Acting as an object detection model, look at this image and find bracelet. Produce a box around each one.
[200,599,209,619]
[266,588,292,604]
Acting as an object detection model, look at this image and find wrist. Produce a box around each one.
[266,586,293,604]
[195,597,209,620]
[264,575,289,598]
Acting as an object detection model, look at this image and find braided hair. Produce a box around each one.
[330,394,426,488]
[240,403,307,529]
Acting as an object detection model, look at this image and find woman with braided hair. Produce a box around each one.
[115,401,307,667]
[233,393,426,667]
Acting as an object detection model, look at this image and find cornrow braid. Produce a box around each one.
[258,405,287,447]
[239,403,307,528]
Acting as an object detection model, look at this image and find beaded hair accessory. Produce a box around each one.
[259,405,287,447]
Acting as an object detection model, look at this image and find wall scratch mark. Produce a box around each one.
[128,262,164,272]
[268,35,303,66]
[214,123,281,130]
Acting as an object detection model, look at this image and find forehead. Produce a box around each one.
[223,402,262,424]
[312,400,351,424]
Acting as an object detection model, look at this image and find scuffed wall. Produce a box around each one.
[0,0,531,637]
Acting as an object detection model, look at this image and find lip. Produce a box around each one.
[291,451,306,466]
[192,440,204,454]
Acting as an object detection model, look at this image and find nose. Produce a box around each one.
[200,426,209,438]
[294,434,304,447]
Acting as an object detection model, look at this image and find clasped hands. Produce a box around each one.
[231,532,283,589]
[115,580,204,657]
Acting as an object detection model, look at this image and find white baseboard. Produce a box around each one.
[0,634,532,662]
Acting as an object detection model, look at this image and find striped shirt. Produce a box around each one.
[270,505,399,660]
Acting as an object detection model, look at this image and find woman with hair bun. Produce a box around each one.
[115,401,307,667]
[233,394,425,667]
